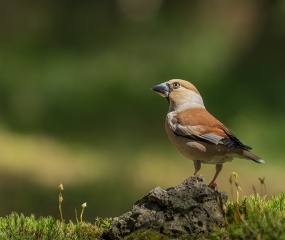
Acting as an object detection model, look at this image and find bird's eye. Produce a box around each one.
[173,82,181,89]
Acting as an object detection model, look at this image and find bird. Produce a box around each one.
[152,79,265,187]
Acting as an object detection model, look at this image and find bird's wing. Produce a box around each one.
[169,108,252,150]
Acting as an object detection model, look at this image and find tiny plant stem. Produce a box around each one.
[59,201,63,222]
[264,183,267,196]
[253,185,257,197]
[80,208,84,223]
[229,175,234,200]
[232,172,243,203]
[261,182,267,196]
[259,177,266,196]
[75,208,79,224]
[59,193,63,222]
[58,182,64,222]
[80,202,87,223]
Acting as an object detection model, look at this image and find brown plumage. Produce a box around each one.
[152,79,264,186]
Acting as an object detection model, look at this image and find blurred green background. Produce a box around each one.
[0,0,285,222]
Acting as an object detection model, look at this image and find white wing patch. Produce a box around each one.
[198,133,224,145]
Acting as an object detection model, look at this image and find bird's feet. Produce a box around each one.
[208,181,217,189]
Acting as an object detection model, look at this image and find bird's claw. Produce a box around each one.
[208,182,217,188]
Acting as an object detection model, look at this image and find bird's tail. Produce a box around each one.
[243,150,265,164]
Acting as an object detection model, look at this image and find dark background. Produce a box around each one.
[0,0,284,222]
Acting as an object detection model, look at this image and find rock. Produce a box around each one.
[108,175,227,239]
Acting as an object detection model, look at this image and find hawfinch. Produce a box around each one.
[152,79,265,187]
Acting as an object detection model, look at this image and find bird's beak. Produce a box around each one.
[151,82,169,97]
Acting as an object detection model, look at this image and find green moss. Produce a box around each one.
[0,212,110,239]
[211,193,285,240]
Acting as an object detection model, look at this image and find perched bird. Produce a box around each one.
[152,79,264,187]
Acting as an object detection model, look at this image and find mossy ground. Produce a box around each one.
[0,193,284,239]
[0,213,110,240]
[211,193,285,240]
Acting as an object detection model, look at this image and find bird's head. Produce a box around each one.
[152,79,205,111]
